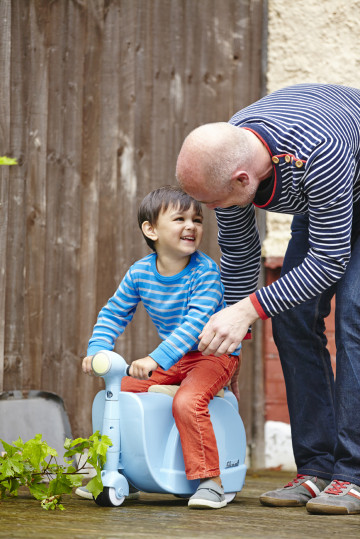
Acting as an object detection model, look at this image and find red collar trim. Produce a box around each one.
[241,127,277,208]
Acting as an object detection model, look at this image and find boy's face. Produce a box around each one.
[147,203,203,259]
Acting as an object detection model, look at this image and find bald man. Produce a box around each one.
[176,84,360,515]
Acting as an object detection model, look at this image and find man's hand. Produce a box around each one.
[129,356,159,380]
[227,352,242,403]
[82,355,94,374]
[198,297,259,356]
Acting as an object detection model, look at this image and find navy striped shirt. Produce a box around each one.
[215,83,360,318]
[87,251,242,369]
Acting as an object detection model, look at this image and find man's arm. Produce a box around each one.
[215,204,261,305]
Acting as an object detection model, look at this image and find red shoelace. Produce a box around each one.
[325,480,351,495]
[284,474,307,488]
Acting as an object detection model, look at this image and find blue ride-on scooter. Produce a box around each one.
[91,350,247,506]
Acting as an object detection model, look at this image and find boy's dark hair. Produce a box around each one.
[138,185,203,251]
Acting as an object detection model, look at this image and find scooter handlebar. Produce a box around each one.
[126,365,152,378]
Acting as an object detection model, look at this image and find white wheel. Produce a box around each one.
[95,487,125,507]
[224,492,237,503]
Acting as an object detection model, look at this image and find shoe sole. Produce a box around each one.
[75,488,140,501]
[75,488,93,500]
[259,496,306,507]
[188,499,227,509]
[307,503,360,515]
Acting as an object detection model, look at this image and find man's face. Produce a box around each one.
[183,180,255,210]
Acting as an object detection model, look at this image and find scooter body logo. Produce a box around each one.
[225,459,239,468]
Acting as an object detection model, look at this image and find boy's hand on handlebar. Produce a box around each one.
[82,355,94,375]
[129,356,158,380]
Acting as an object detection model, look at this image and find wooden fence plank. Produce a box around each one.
[4,0,32,390]
[21,1,49,389]
[0,0,12,392]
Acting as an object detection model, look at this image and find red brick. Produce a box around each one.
[265,403,290,423]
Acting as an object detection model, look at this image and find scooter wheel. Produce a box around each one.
[94,487,125,507]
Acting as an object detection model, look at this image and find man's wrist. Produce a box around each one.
[249,293,268,320]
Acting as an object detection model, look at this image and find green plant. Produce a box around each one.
[0,431,112,510]
[0,156,17,165]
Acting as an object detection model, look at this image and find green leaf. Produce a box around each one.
[28,482,48,501]
[0,439,18,457]
[0,458,16,478]
[6,477,20,495]
[12,437,25,450]
[22,435,57,469]
[86,476,103,500]
[0,455,24,482]
[63,438,72,450]
[67,473,83,488]
[48,474,73,496]
[0,156,18,165]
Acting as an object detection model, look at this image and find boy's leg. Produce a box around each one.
[171,352,238,480]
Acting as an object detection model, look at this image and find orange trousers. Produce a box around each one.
[121,352,238,480]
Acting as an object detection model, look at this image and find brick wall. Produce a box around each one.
[264,259,336,423]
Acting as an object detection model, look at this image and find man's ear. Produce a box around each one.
[142,221,158,242]
[231,168,250,186]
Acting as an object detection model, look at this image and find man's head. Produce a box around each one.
[138,185,203,252]
[176,122,270,209]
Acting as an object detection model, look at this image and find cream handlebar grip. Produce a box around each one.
[92,352,111,376]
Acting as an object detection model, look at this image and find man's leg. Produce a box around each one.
[261,215,335,506]
[333,230,360,483]
[307,225,360,514]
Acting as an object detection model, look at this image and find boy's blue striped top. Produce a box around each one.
[215,83,360,318]
[87,251,241,370]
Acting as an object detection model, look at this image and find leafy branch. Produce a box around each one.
[0,431,112,510]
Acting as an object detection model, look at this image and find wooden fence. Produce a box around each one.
[0,0,266,461]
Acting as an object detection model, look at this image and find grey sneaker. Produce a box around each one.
[75,485,93,500]
[259,474,331,507]
[75,484,140,500]
[306,480,360,514]
[188,479,227,509]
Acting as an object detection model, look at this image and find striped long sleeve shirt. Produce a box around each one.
[87,251,242,370]
[215,83,360,318]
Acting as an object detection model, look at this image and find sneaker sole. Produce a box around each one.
[259,496,306,507]
[188,499,227,509]
[75,487,93,500]
[307,503,360,515]
[75,488,140,501]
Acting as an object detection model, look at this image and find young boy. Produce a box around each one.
[82,186,241,509]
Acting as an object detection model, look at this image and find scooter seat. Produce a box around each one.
[148,385,224,398]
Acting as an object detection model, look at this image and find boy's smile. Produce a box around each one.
[142,203,203,275]
[155,205,203,254]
